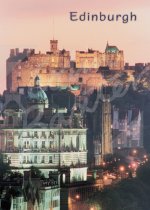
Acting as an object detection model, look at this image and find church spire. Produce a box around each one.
[105,41,109,53]
[105,41,109,50]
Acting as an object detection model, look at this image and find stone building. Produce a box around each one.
[105,42,124,70]
[0,76,87,183]
[11,67,104,92]
[112,107,143,149]
[7,40,70,92]
[76,49,105,68]
[6,40,126,92]
[76,42,124,70]
[8,177,60,210]
[6,48,35,92]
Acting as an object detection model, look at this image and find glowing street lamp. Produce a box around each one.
[119,166,125,172]
[75,194,80,200]
[132,163,136,168]
[103,175,108,181]
[119,166,125,179]
[132,149,137,155]
[102,162,106,166]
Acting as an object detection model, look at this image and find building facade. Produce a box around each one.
[9,178,60,210]
[0,76,88,183]
[6,40,126,92]
[1,128,87,182]
[7,40,70,91]
[76,43,124,70]
[112,107,143,149]
[76,49,105,69]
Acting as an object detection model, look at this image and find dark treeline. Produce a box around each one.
[89,161,150,210]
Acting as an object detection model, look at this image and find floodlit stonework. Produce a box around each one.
[6,40,126,92]
[76,42,124,70]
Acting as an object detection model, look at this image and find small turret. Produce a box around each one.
[34,75,40,87]
[50,40,58,52]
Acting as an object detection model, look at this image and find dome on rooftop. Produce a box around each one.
[28,76,48,104]
[105,42,119,53]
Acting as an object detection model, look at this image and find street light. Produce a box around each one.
[75,194,80,200]
[119,166,125,172]
[90,204,101,210]
[132,149,137,155]
[119,166,125,179]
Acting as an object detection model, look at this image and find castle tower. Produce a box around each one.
[50,40,58,52]
[102,93,113,159]
[105,42,124,70]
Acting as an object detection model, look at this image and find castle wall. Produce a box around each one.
[76,50,124,70]
[11,63,104,91]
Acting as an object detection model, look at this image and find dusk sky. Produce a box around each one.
[0,0,150,93]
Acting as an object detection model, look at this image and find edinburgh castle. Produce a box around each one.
[7,40,127,92]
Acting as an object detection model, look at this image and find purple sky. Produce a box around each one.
[0,0,150,93]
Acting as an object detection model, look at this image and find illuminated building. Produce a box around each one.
[7,40,70,92]
[76,42,124,70]
[9,177,60,210]
[0,76,87,183]
[6,40,127,92]
[112,107,143,148]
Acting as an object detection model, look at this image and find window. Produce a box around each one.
[42,141,45,148]
[34,141,38,149]
[49,156,53,163]
[78,77,83,83]
[41,156,45,163]
[24,141,29,149]
[34,156,37,163]
[41,131,46,138]
[118,138,121,145]
[49,141,53,149]
[34,132,38,138]
[27,141,29,149]
[24,141,26,149]
[52,200,59,208]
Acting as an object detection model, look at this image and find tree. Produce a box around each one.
[30,166,45,179]
[137,161,150,185]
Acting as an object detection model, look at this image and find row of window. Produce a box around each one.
[23,141,55,149]
[22,156,53,164]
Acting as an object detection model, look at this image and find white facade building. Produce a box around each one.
[1,128,87,182]
[10,183,60,210]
